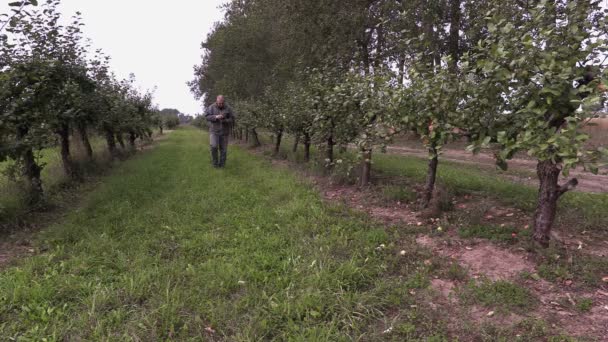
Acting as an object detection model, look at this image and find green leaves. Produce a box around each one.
[0,0,156,189]
[462,0,607,177]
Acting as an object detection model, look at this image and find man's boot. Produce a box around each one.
[219,148,227,168]
[210,147,219,168]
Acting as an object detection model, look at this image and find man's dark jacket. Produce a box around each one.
[205,104,235,135]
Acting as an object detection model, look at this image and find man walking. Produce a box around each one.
[205,95,235,168]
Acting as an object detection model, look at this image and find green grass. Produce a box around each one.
[381,184,417,203]
[536,248,608,287]
[576,298,593,313]
[0,128,443,340]
[477,318,582,342]
[460,280,536,313]
[458,224,532,243]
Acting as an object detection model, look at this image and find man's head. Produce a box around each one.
[216,95,225,109]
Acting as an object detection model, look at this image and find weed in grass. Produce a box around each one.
[390,309,450,341]
[478,318,581,342]
[575,298,593,313]
[460,279,536,312]
[458,224,531,243]
[538,262,573,283]
[330,155,360,185]
[446,262,469,282]
[448,198,494,227]
[381,184,417,203]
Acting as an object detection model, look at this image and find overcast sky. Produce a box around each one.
[1,0,228,115]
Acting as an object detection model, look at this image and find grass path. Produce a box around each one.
[2,128,596,341]
[0,128,416,340]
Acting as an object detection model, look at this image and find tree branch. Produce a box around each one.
[0,1,27,33]
[558,178,578,197]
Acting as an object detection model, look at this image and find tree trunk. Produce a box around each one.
[303,133,311,162]
[360,149,372,187]
[398,57,406,85]
[326,135,335,167]
[17,127,43,204]
[292,135,300,153]
[58,123,80,181]
[23,147,43,204]
[448,0,461,73]
[422,145,439,208]
[250,129,261,147]
[245,129,249,143]
[78,123,94,161]
[128,131,137,151]
[116,133,126,149]
[105,128,119,160]
[533,160,578,247]
[274,129,283,155]
[159,125,163,135]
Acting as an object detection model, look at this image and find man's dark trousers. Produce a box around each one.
[210,133,229,168]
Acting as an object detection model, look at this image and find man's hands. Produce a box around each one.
[215,114,225,120]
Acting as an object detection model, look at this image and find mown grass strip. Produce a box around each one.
[0,128,428,340]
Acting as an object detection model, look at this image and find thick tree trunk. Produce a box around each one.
[274,130,283,155]
[159,125,164,135]
[303,133,311,162]
[58,123,80,181]
[533,160,578,247]
[116,133,126,149]
[422,146,439,208]
[292,135,300,153]
[105,128,119,160]
[360,149,372,187]
[245,129,249,143]
[250,129,261,147]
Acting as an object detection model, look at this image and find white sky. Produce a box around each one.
[1,0,228,115]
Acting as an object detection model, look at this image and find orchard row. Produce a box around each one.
[0,1,166,203]
[191,0,608,246]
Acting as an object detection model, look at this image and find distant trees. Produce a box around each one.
[0,0,157,203]
[158,108,192,130]
[191,0,607,246]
